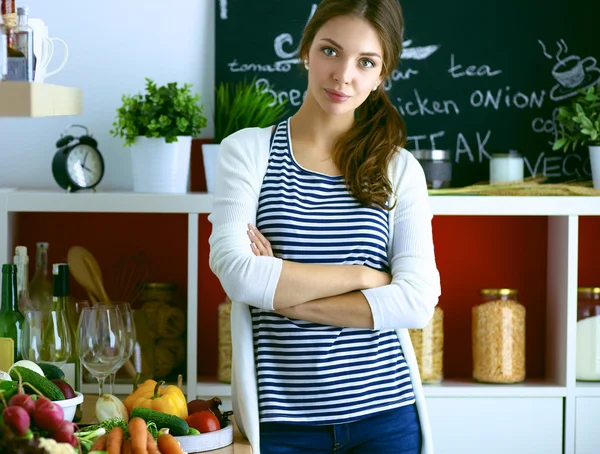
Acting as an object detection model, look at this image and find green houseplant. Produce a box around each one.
[111,77,208,147]
[203,78,289,192]
[111,78,208,194]
[553,82,600,189]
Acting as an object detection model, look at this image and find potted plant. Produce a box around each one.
[553,82,600,189]
[203,78,289,193]
[111,78,208,193]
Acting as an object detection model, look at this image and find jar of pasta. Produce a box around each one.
[409,306,444,383]
[576,287,600,381]
[217,297,232,383]
[472,288,526,383]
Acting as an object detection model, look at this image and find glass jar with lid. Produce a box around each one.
[409,306,444,383]
[217,297,232,383]
[472,288,526,383]
[576,287,600,381]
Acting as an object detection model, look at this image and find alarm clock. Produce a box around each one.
[52,124,105,192]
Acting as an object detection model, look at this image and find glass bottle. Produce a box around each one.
[409,306,444,383]
[1,0,16,27]
[472,288,526,383]
[0,15,7,81]
[14,7,33,81]
[29,242,53,312]
[576,287,600,381]
[0,264,25,363]
[14,246,34,314]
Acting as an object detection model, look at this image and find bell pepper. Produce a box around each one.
[124,373,157,413]
[131,380,188,420]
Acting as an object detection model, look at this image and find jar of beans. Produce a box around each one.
[409,306,444,383]
[472,288,526,383]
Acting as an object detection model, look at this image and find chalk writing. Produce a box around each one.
[449,54,502,78]
[397,90,460,116]
[470,87,546,109]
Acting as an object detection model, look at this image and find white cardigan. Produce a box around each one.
[208,126,441,454]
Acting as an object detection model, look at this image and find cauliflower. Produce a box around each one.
[37,437,77,454]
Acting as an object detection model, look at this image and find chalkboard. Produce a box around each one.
[215,0,599,187]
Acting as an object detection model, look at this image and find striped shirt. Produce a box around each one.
[251,118,415,425]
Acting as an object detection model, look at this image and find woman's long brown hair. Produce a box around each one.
[299,0,406,210]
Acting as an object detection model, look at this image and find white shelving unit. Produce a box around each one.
[1,188,599,454]
[0,82,82,117]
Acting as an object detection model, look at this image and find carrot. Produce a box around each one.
[146,431,160,454]
[128,417,149,454]
[106,427,124,454]
[157,433,185,454]
[90,434,108,451]
[122,439,132,454]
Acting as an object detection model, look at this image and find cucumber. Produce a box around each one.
[36,363,65,381]
[9,366,65,401]
[130,407,189,436]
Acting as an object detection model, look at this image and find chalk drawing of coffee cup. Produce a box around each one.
[550,55,600,101]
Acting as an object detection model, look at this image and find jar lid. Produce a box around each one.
[142,282,177,290]
[480,288,518,296]
[410,149,450,161]
[577,287,600,294]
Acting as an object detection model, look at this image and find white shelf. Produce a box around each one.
[4,189,213,214]
[422,379,566,397]
[575,382,600,397]
[0,82,82,117]
[2,189,599,216]
[429,196,600,216]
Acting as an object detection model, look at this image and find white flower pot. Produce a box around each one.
[130,136,192,193]
[202,143,220,193]
[590,146,600,190]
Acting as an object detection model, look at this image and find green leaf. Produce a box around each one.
[552,138,567,150]
[591,129,598,141]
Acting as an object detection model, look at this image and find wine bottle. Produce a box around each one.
[29,242,53,312]
[14,246,34,314]
[0,264,25,363]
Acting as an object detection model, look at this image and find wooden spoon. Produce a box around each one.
[68,246,137,378]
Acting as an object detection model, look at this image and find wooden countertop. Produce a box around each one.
[82,394,252,453]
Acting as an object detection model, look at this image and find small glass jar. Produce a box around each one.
[217,297,232,383]
[409,306,444,383]
[576,287,600,381]
[472,288,526,383]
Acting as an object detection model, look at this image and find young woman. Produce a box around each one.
[209,0,441,452]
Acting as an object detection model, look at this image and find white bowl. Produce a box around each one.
[53,392,84,422]
[175,424,233,453]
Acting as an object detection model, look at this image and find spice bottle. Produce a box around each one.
[472,288,526,383]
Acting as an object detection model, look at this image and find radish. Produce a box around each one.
[52,420,75,444]
[8,393,36,415]
[33,400,64,431]
[2,406,30,436]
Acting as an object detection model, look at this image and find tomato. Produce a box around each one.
[186,410,221,433]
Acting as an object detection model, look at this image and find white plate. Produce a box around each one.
[175,424,233,453]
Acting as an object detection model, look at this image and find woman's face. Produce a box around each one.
[306,15,385,116]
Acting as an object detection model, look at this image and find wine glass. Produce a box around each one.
[21,309,72,368]
[77,306,125,396]
[107,302,137,394]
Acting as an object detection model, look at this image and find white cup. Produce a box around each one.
[490,153,525,184]
[29,18,69,83]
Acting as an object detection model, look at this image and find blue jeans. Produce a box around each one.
[259,403,422,453]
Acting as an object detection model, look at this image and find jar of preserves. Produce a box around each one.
[472,288,526,383]
[409,306,444,383]
[576,287,600,381]
[217,297,232,383]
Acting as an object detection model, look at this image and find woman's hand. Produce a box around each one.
[248,224,273,257]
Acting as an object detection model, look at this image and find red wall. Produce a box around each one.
[12,140,600,381]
